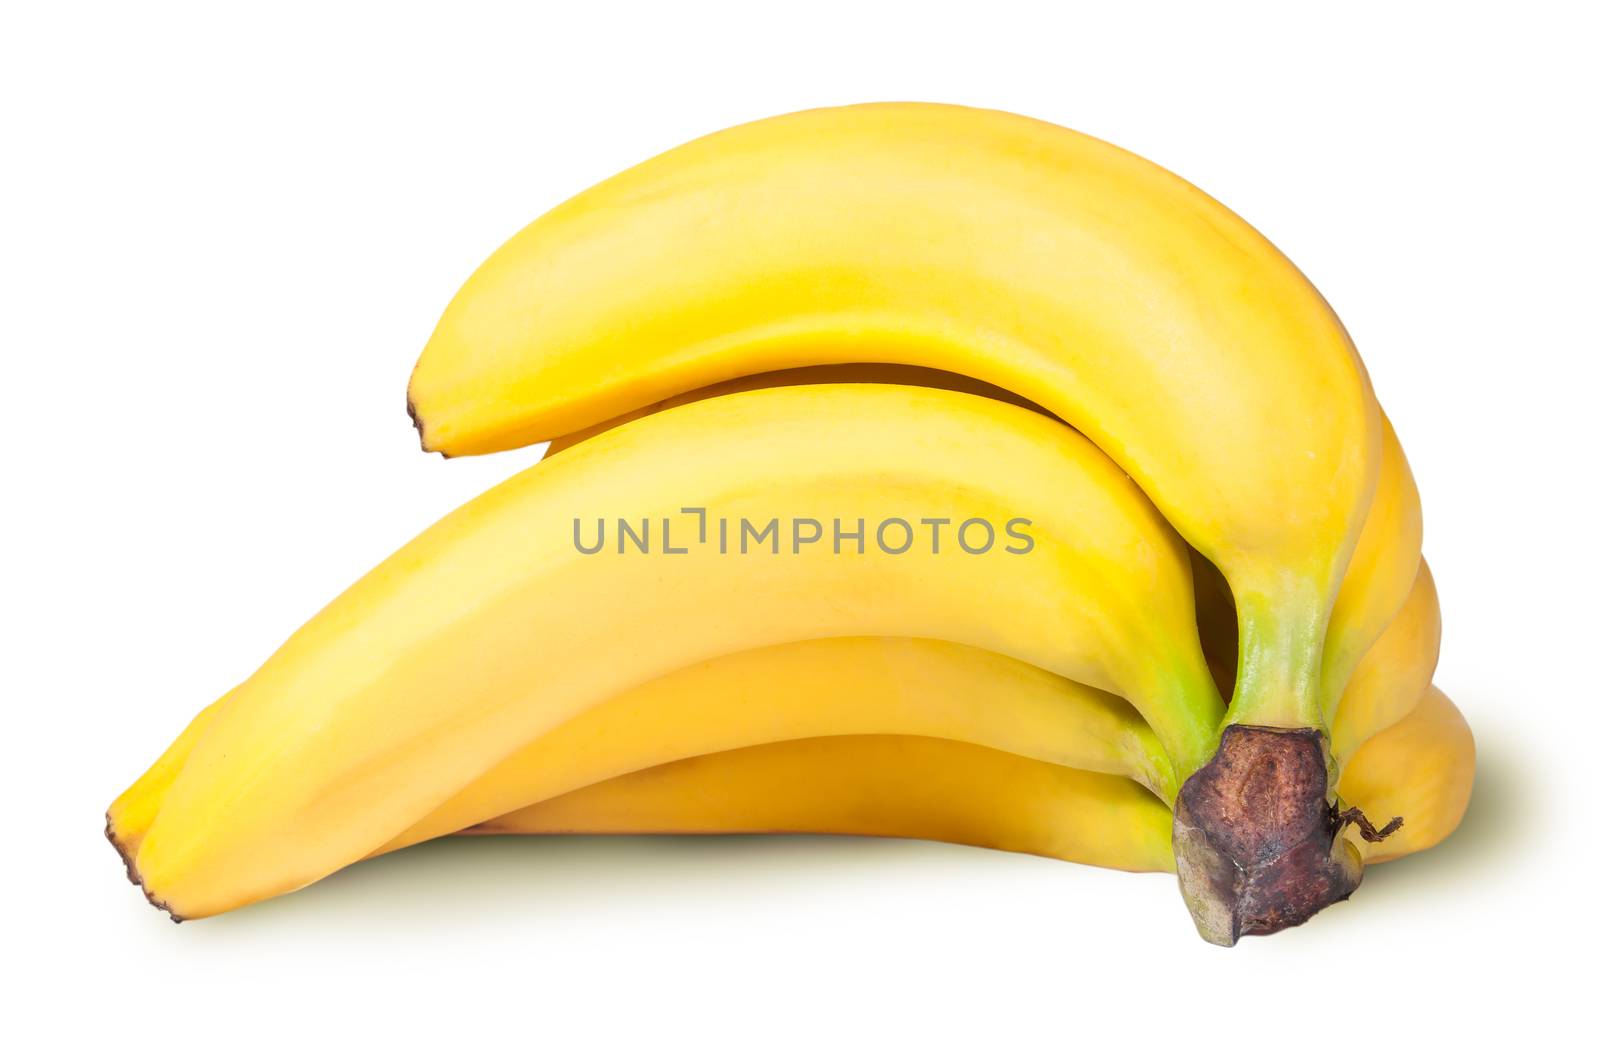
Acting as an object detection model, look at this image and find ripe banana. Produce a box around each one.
[373,637,1173,856]
[111,551,1439,881]
[466,687,1472,871]
[108,103,1460,941]
[406,101,1382,744]
[112,384,1226,919]
[542,365,1421,721]
[385,551,1438,856]
[109,639,1169,865]
[469,735,1179,874]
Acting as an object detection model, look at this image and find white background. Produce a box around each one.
[4,1,1594,1057]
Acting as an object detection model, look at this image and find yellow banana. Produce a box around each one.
[407,102,1382,741]
[375,637,1173,856]
[390,555,1438,857]
[108,640,1170,866]
[109,555,1438,874]
[469,687,1472,871]
[469,735,1179,874]
[113,384,1224,919]
[545,366,1421,721]
[108,505,1436,901]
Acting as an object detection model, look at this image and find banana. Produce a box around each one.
[110,555,1439,878]
[374,637,1173,856]
[544,366,1422,721]
[406,101,1383,741]
[467,686,1472,871]
[466,735,1179,874]
[112,384,1225,919]
[386,555,1437,857]
[108,500,1437,901]
[110,640,1173,867]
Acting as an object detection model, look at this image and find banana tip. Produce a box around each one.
[104,813,184,924]
[405,395,433,453]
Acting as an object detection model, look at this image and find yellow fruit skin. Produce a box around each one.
[107,562,1451,909]
[107,548,1441,903]
[407,101,1381,734]
[467,734,1180,874]
[441,564,1450,870]
[376,637,1174,856]
[1330,560,1442,767]
[470,686,1472,871]
[1319,414,1423,715]
[107,544,1440,890]
[1340,687,1474,863]
[119,385,1222,918]
[385,556,1435,860]
[548,370,1422,734]
[105,692,231,860]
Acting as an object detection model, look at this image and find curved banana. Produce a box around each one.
[375,637,1172,856]
[468,734,1179,873]
[108,640,1170,865]
[470,687,1472,870]
[115,385,1223,918]
[407,102,1382,737]
[387,556,1437,859]
[108,541,1437,895]
[108,540,1438,876]
[392,554,1438,857]
[545,365,1422,720]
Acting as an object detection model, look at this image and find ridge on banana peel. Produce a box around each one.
[110,384,1230,920]
[404,102,1412,935]
[466,686,1473,878]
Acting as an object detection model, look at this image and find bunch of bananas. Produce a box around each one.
[108,103,1472,944]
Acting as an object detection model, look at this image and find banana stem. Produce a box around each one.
[1224,589,1329,734]
[1169,581,1377,944]
[1173,725,1366,945]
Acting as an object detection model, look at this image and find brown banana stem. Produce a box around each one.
[1171,725,1402,946]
